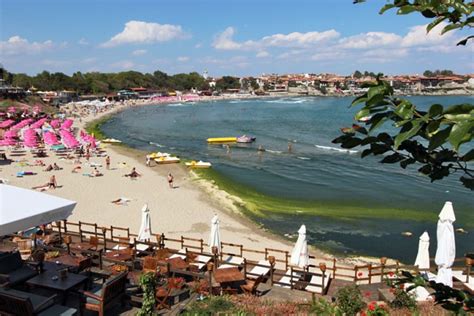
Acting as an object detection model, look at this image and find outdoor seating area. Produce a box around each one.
[1,216,472,315]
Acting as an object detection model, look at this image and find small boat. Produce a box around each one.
[102,138,122,144]
[207,137,237,144]
[236,135,256,143]
[185,160,212,168]
[154,156,180,164]
[148,152,170,159]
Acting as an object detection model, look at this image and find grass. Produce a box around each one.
[84,115,111,141]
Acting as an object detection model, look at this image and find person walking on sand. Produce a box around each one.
[105,156,110,169]
[167,173,174,189]
[146,155,151,167]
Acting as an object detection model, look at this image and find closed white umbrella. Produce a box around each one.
[208,215,221,253]
[138,204,151,241]
[435,201,456,287]
[290,224,309,269]
[414,232,430,270]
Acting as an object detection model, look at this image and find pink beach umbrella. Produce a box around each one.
[4,130,17,138]
[7,107,16,113]
[0,138,17,147]
[61,119,73,130]
[43,131,60,146]
[0,119,15,128]
[50,119,60,128]
[30,118,47,129]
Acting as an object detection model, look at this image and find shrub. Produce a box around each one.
[336,284,365,316]
[184,295,237,314]
[389,288,418,311]
[310,297,342,315]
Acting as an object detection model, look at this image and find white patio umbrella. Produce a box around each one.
[290,224,309,268]
[208,215,221,253]
[414,231,430,270]
[0,184,76,235]
[435,201,456,287]
[138,204,151,241]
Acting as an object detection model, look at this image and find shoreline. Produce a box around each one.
[79,98,393,264]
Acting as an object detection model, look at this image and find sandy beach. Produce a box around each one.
[0,100,345,264]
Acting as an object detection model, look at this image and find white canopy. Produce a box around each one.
[290,224,309,268]
[138,204,151,241]
[435,201,456,287]
[414,232,430,270]
[0,184,76,236]
[208,215,221,253]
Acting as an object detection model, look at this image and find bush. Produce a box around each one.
[310,297,342,315]
[389,288,417,311]
[336,284,365,316]
[184,295,237,315]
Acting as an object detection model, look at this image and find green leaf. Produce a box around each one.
[355,108,371,121]
[428,104,444,117]
[379,4,395,14]
[397,5,417,15]
[369,113,389,132]
[376,132,394,146]
[370,143,391,155]
[441,23,462,34]
[360,136,378,145]
[457,35,474,46]
[380,153,404,164]
[351,94,368,106]
[426,120,441,135]
[448,121,472,151]
[394,121,422,149]
[443,104,474,115]
[418,164,432,175]
[400,158,416,169]
[426,17,447,33]
[361,148,372,158]
[367,85,386,103]
[428,126,452,151]
[394,100,414,120]
[462,149,474,162]
[341,137,362,149]
[460,176,474,191]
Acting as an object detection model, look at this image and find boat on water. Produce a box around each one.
[148,152,170,159]
[207,137,237,144]
[102,138,122,144]
[236,135,256,143]
[154,156,180,164]
[185,160,212,168]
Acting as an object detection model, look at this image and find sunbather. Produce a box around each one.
[32,175,57,190]
[124,167,141,178]
[71,165,82,173]
[53,163,62,170]
[111,197,131,205]
[44,164,53,171]
[93,167,103,177]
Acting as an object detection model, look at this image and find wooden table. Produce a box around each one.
[166,257,188,270]
[104,249,133,262]
[27,270,88,304]
[45,254,89,272]
[214,267,245,283]
[71,242,97,252]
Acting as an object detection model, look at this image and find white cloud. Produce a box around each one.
[102,20,188,47]
[339,32,402,49]
[78,38,89,45]
[111,60,135,70]
[195,43,203,48]
[213,27,339,51]
[0,36,54,55]
[256,51,270,58]
[132,49,147,56]
[401,22,454,47]
[177,56,190,62]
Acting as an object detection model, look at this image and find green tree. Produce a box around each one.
[423,70,435,77]
[335,1,474,190]
[353,70,363,78]
[215,76,240,91]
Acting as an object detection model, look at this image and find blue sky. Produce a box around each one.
[1,0,472,76]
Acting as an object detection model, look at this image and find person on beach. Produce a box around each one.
[125,167,141,178]
[32,175,57,190]
[93,167,103,177]
[146,155,151,167]
[288,142,293,153]
[258,145,265,152]
[53,163,61,170]
[71,165,82,173]
[44,164,53,171]
[105,156,110,169]
[168,173,174,188]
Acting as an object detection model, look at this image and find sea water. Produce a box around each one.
[101,95,473,261]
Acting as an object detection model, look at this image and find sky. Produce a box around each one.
[1,0,473,77]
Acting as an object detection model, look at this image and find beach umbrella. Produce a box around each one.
[414,232,430,270]
[290,224,309,269]
[61,119,73,130]
[208,215,221,253]
[0,119,15,128]
[7,107,16,113]
[435,201,456,287]
[138,204,152,241]
[4,130,17,138]
[50,119,60,128]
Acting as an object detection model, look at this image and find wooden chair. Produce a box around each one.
[240,275,264,295]
[16,239,32,260]
[0,288,77,316]
[80,271,128,316]
[142,256,159,274]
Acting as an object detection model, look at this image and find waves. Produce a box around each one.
[315,144,358,154]
[265,98,309,104]
[149,141,165,148]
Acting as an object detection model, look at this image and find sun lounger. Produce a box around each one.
[247,260,271,279]
[191,255,212,270]
[452,270,474,294]
[169,249,186,260]
[305,273,332,294]
[275,269,302,288]
[220,255,245,268]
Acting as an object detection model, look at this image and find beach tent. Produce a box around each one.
[0,184,76,236]
[208,215,221,253]
[138,204,152,241]
[435,201,456,287]
[290,224,309,269]
[414,232,430,270]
